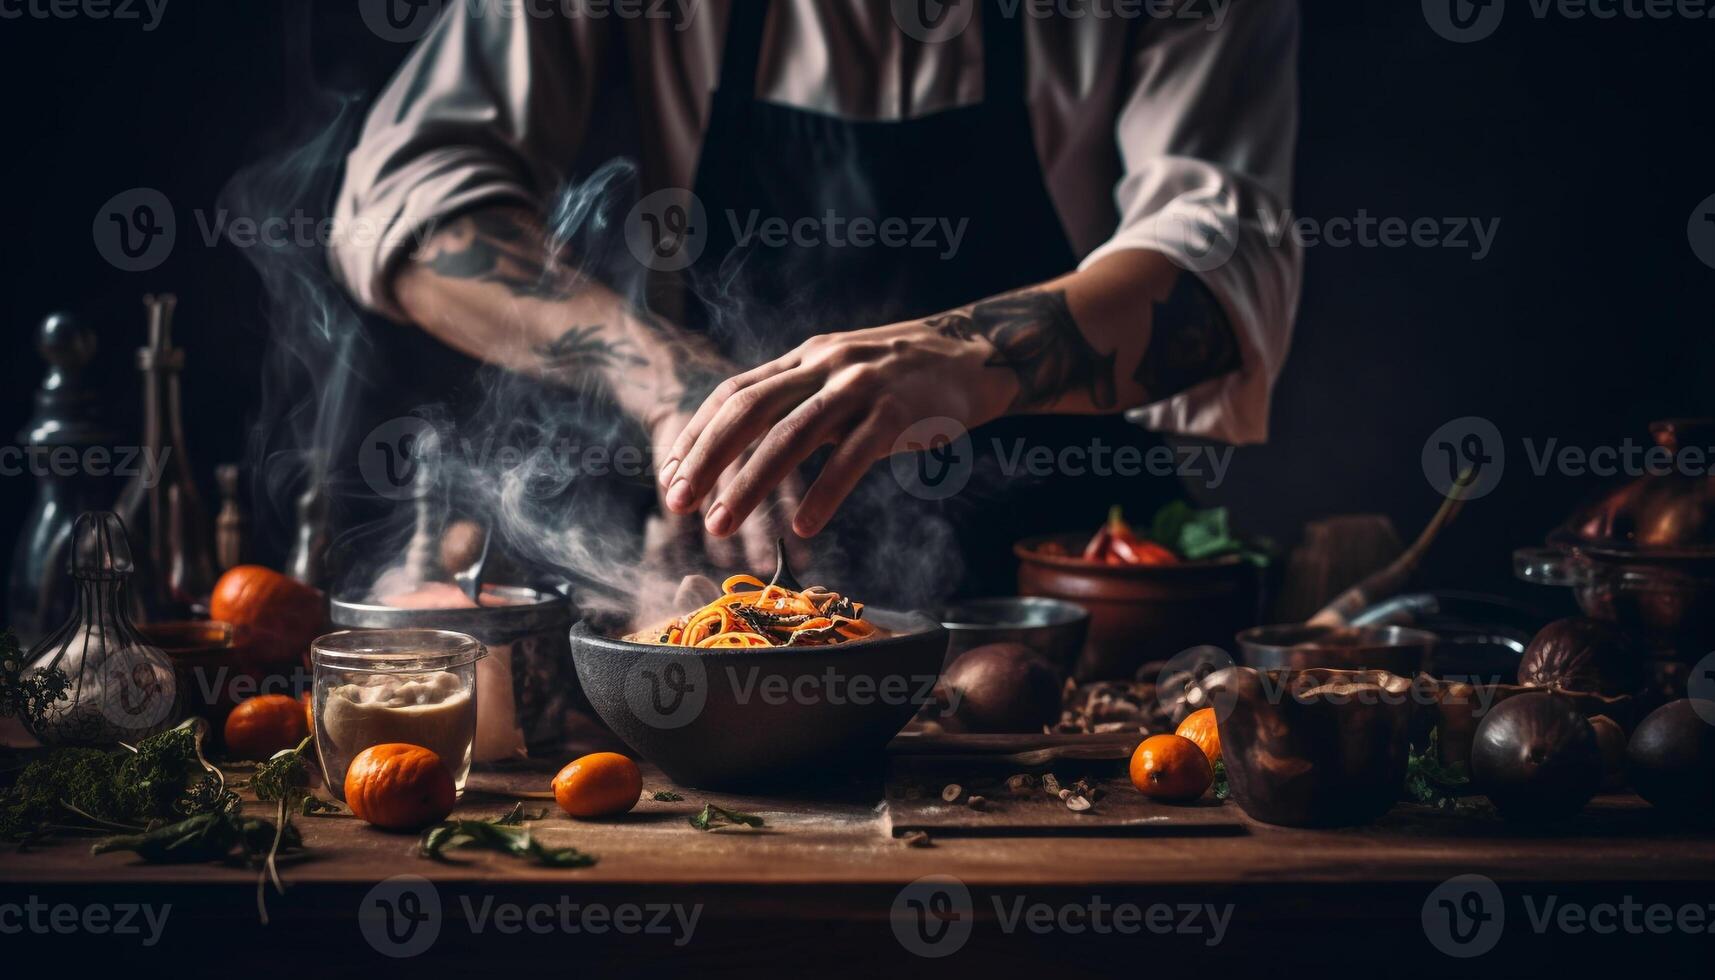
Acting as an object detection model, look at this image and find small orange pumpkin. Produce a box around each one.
[1129,734,1214,803]
[344,743,457,831]
[224,693,309,760]
[1175,708,1221,765]
[210,565,326,671]
[552,752,643,818]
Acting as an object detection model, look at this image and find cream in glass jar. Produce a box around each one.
[311,629,484,797]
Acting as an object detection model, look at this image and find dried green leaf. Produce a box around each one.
[688,804,764,831]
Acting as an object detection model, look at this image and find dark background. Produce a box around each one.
[0,1,1710,616]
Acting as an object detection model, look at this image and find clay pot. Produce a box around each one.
[1015,535,1259,681]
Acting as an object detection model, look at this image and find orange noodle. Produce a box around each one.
[645,574,879,647]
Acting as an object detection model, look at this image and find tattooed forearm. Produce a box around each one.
[1131,274,1239,401]
[535,324,646,393]
[957,290,1117,411]
[925,311,976,341]
[418,211,579,300]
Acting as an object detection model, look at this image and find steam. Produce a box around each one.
[229,49,964,628]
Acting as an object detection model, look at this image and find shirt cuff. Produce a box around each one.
[1079,167,1300,446]
[330,146,538,322]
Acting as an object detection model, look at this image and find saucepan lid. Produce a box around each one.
[1551,419,1715,562]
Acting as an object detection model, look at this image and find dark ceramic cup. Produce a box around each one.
[1203,666,1415,827]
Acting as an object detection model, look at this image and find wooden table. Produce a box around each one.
[5,757,1713,975]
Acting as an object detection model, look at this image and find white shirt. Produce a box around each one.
[331,0,1302,444]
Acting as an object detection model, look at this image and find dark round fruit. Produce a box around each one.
[1626,699,1715,816]
[1517,617,1642,696]
[1471,691,1601,823]
[1588,714,1628,792]
[938,642,1062,734]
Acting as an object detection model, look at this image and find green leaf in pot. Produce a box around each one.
[1147,501,1264,564]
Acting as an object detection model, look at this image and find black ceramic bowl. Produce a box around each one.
[571,610,948,789]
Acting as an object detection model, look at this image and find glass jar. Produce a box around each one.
[26,511,180,746]
[310,629,484,798]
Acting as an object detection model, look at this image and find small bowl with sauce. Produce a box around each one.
[310,629,486,798]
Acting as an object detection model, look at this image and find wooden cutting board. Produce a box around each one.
[880,733,1248,837]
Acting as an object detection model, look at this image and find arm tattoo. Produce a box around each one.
[956,290,1117,411]
[634,310,731,414]
[926,311,976,341]
[535,325,645,393]
[418,211,577,300]
[1132,274,1239,401]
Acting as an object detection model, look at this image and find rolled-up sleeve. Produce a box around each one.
[1082,1,1302,445]
[331,8,603,320]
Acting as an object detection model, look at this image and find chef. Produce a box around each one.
[331,0,1300,598]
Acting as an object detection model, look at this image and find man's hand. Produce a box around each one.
[657,317,1016,539]
[656,254,1241,539]
[648,403,808,572]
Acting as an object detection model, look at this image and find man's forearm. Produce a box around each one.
[931,250,1241,417]
[394,207,724,429]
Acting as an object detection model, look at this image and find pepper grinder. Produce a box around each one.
[114,294,216,619]
[214,463,249,570]
[285,450,329,588]
[6,313,118,648]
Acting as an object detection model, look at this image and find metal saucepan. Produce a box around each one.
[938,596,1089,673]
[1235,623,1439,677]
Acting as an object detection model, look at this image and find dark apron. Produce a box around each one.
[683,0,1180,604]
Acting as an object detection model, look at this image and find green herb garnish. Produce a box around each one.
[0,629,69,733]
[242,735,315,925]
[419,809,596,868]
[1404,729,1488,813]
[1149,501,1268,566]
[688,804,764,831]
[300,797,345,816]
[492,802,548,825]
[0,719,227,841]
[1212,758,1230,801]
[92,810,296,864]
[651,790,684,802]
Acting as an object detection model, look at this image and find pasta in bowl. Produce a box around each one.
[572,548,945,789]
[625,574,884,648]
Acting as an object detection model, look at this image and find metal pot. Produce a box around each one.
[330,583,575,754]
[938,596,1089,674]
[1517,419,1715,657]
[1235,623,1437,677]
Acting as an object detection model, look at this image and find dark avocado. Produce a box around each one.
[1471,691,1601,823]
[1626,698,1715,816]
[937,642,1062,734]
[1517,617,1643,696]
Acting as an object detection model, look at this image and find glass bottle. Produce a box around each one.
[25,511,181,746]
[114,294,216,619]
